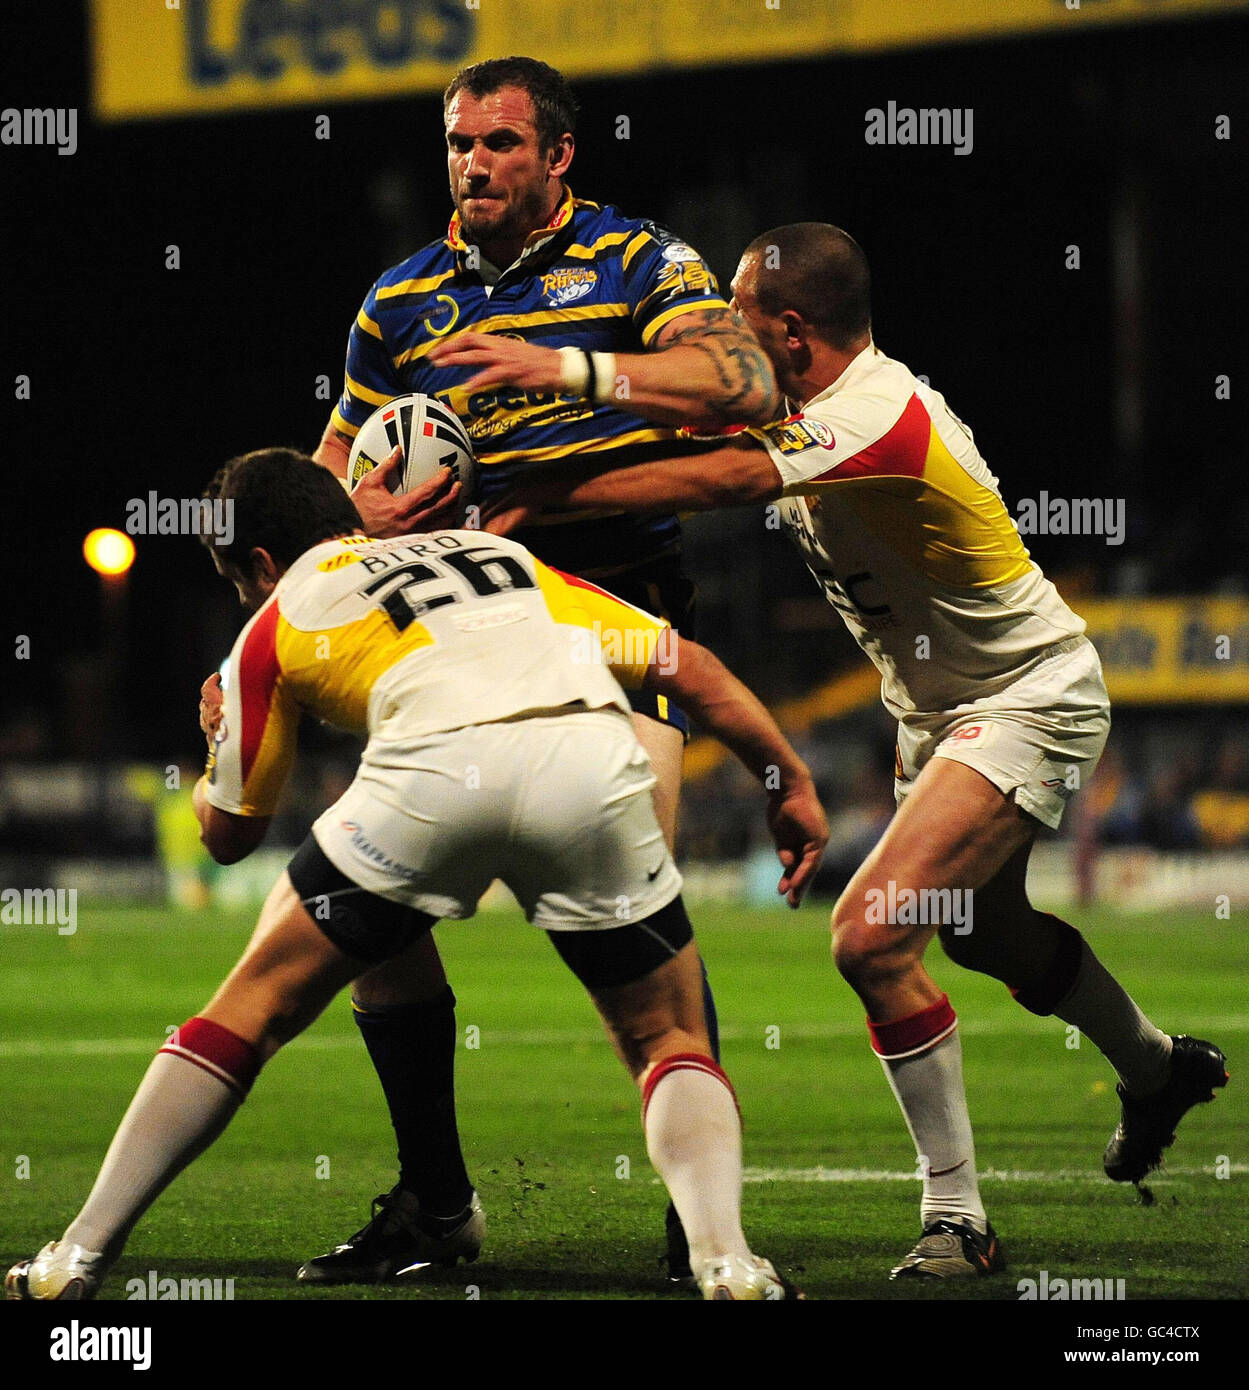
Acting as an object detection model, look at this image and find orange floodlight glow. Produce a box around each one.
[83,528,136,576]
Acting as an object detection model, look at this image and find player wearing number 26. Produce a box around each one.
[4,448,824,1302]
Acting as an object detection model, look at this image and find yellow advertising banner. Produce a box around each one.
[92,0,1248,122]
[1080,598,1249,703]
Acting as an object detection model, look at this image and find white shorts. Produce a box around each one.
[894,636,1111,830]
[311,707,682,931]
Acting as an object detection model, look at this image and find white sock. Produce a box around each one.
[62,1052,244,1260]
[643,1060,750,1269]
[1052,941,1172,1095]
[879,1028,987,1232]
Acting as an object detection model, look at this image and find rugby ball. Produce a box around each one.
[347,393,478,515]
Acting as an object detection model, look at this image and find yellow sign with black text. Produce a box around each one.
[1080,598,1249,703]
[92,0,1247,122]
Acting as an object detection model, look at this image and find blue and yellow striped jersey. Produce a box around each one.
[331,189,728,579]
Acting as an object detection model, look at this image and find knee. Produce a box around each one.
[830,902,919,991]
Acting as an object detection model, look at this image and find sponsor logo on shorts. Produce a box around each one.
[339,822,419,878]
[948,724,984,742]
[1039,776,1076,800]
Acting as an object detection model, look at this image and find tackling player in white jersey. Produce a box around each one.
[6,448,826,1303]
[483,222,1229,1278]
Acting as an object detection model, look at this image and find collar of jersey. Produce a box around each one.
[803,339,884,409]
[444,186,589,279]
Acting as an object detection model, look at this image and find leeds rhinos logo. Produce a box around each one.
[541,267,598,306]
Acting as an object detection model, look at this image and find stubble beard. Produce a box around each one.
[455,178,553,253]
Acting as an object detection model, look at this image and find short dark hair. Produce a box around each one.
[743,223,872,351]
[201,448,361,572]
[443,56,577,154]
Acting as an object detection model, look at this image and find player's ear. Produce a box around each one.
[249,547,282,590]
[780,310,808,351]
[548,132,574,180]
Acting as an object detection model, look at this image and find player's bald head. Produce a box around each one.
[736,223,871,351]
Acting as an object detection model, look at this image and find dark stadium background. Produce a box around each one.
[0,3,1245,874]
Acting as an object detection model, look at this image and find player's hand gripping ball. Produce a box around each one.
[348,394,478,521]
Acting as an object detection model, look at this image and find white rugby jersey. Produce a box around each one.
[755,345,1085,720]
[203,531,668,817]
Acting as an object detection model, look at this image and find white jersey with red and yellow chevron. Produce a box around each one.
[203,530,668,818]
[756,344,1086,721]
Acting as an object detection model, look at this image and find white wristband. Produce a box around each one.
[558,347,618,404]
[558,346,590,396]
[589,351,617,405]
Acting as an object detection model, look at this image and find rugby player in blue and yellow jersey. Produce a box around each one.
[307,57,781,1283]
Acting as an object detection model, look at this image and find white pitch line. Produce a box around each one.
[2,1017,1248,1058]
[738,1165,1248,1184]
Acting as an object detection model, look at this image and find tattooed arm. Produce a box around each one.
[429,304,781,430]
[631,304,782,426]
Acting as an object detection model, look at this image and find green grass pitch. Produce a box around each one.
[1,901,1244,1300]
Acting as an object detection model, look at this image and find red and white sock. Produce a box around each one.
[61,1017,260,1259]
[642,1053,750,1269]
[870,995,987,1233]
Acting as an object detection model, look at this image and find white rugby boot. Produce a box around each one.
[6,1241,108,1300]
[696,1252,803,1300]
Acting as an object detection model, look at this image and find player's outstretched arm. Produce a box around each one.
[641,305,781,426]
[485,437,782,535]
[428,304,780,430]
[645,635,827,906]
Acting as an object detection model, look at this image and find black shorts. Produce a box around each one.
[545,896,694,989]
[289,834,692,985]
[287,836,436,965]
